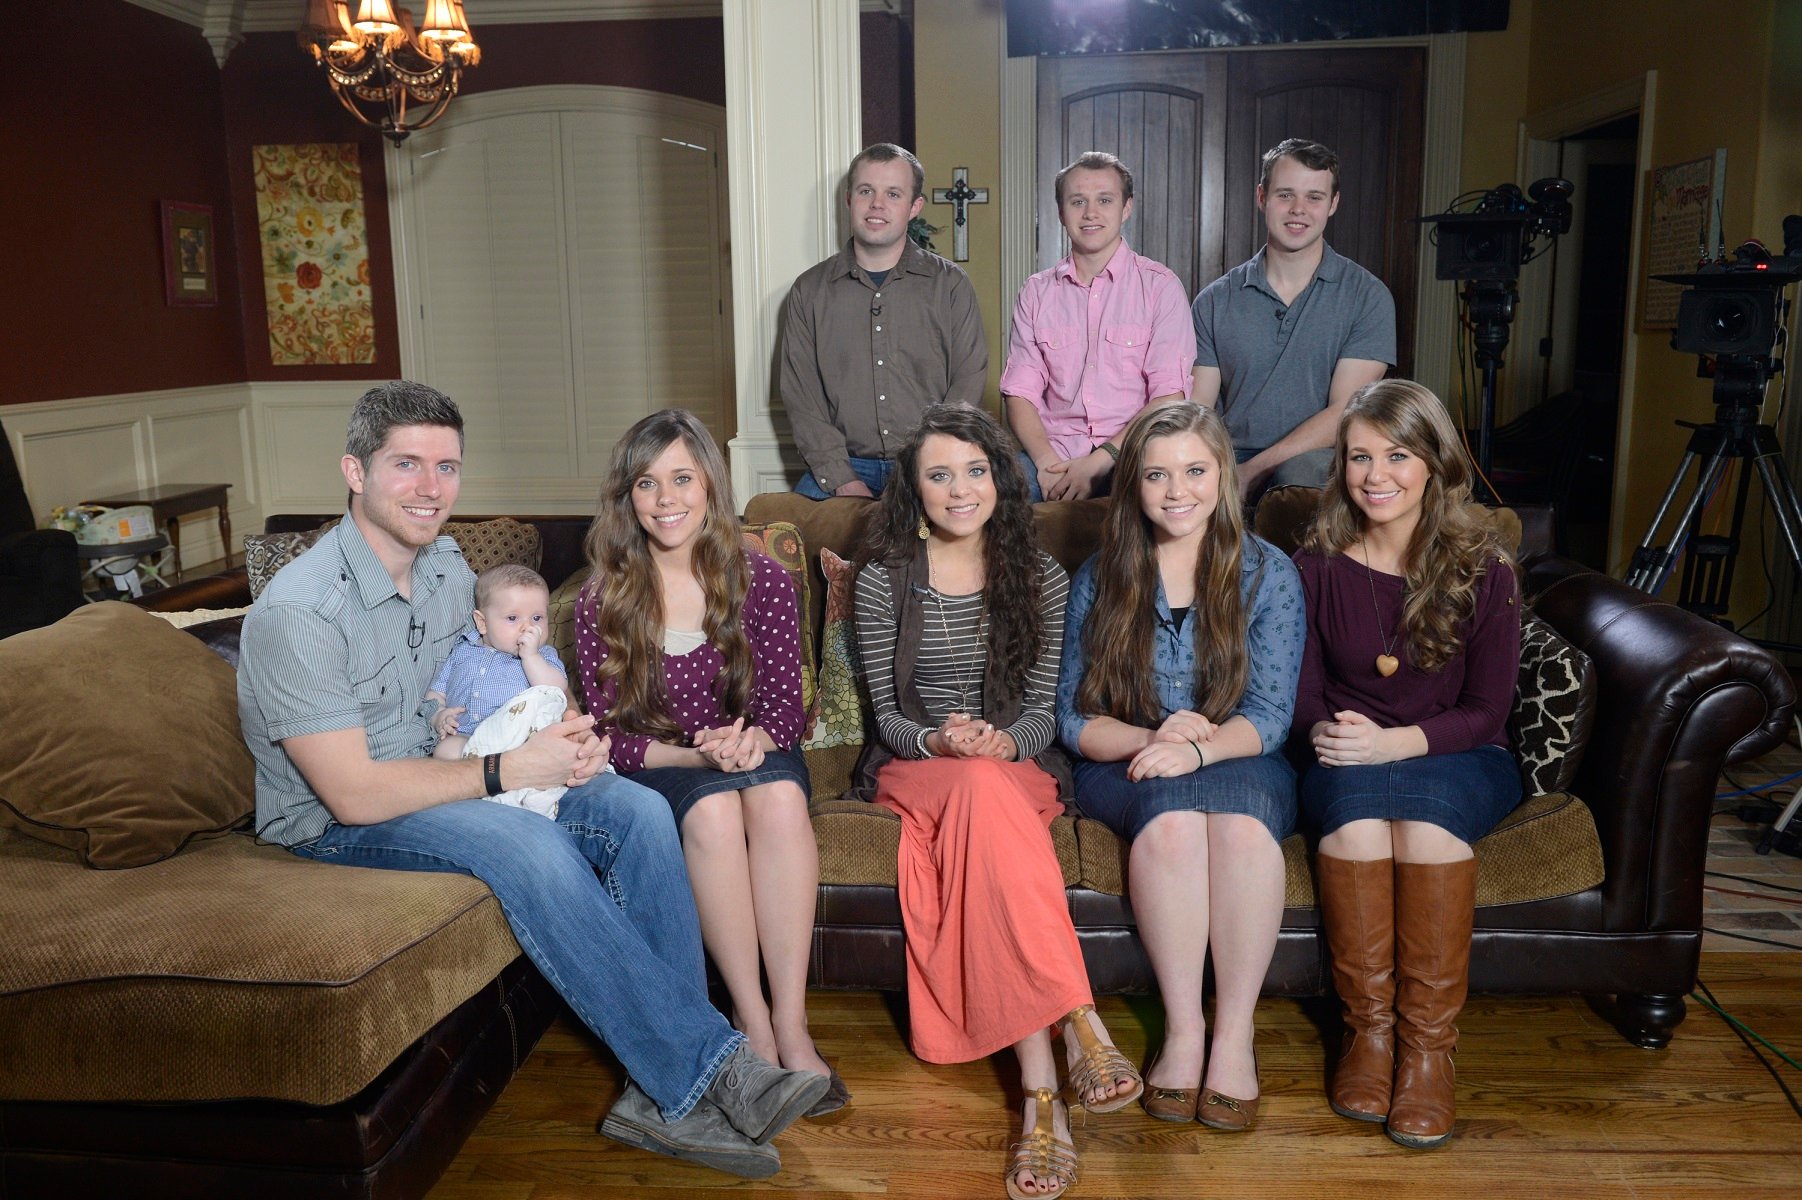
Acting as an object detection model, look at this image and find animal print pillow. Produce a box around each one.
[1509,611,1597,796]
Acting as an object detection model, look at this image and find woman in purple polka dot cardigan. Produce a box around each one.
[575,410,846,1116]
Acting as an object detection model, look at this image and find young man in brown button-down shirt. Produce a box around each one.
[780,144,988,498]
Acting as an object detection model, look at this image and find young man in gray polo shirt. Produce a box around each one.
[1191,139,1395,497]
[780,143,987,498]
[237,383,826,1179]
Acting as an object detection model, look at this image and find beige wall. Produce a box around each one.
[1497,0,1791,620]
[913,0,1007,411]
[913,0,1799,623]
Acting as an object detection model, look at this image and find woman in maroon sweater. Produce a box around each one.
[575,409,844,1116]
[1292,379,1521,1150]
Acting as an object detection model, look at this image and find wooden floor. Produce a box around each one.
[433,953,1802,1199]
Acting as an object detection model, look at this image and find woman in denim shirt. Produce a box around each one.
[1058,401,1304,1132]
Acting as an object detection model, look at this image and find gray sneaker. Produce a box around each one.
[599,1080,780,1179]
[705,1042,832,1144]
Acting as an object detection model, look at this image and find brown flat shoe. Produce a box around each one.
[1140,1052,1201,1123]
[804,1065,852,1118]
[1196,1050,1260,1132]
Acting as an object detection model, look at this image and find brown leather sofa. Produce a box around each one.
[737,491,1796,1052]
[6,499,1789,1199]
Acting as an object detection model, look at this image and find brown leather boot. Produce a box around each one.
[1387,858,1477,1148]
[1316,854,1396,1123]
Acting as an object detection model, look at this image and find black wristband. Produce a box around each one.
[483,753,504,796]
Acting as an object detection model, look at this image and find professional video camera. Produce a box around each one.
[1417,179,1575,494]
[1626,216,1802,634]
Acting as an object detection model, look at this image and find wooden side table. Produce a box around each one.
[81,483,231,583]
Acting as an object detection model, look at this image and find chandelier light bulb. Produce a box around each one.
[352,0,401,36]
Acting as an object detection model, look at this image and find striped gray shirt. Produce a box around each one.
[238,515,474,847]
[854,552,1068,760]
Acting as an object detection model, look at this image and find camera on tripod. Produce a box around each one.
[1415,179,1575,492]
[1428,178,1574,282]
[1663,231,1801,406]
[1627,216,1802,632]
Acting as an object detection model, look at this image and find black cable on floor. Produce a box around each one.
[1692,979,1802,1121]
[1707,871,1802,896]
[1703,926,1802,951]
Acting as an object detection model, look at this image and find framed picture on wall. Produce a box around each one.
[161,201,217,307]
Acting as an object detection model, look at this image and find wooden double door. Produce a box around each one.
[1037,46,1425,375]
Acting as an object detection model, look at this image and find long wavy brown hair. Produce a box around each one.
[1075,402,1252,726]
[1304,379,1513,672]
[581,410,752,741]
[855,404,1044,686]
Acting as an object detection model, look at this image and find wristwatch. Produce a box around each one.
[1098,441,1120,460]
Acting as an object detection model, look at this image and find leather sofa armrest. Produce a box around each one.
[1524,556,1796,931]
[133,567,252,612]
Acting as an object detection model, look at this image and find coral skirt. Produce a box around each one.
[874,756,1093,1063]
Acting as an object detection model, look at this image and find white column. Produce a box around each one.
[1413,32,1467,403]
[723,0,863,503]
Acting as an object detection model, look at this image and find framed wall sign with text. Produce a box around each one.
[161,201,217,307]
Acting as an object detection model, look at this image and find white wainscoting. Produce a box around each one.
[249,380,617,518]
[3,384,257,570]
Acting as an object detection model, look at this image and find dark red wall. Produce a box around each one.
[0,0,243,406]
[220,33,402,381]
[2,9,917,406]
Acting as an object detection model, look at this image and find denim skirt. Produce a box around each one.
[632,746,811,826]
[1299,743,1522,844]
[1073,751,1298,843]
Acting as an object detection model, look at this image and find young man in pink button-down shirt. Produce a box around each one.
[1001,152,1194,501]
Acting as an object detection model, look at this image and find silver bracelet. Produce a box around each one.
[915,727,932,758]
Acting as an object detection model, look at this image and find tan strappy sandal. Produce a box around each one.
[1005,1087,1077,1200]
[1063,1004,1144,1114]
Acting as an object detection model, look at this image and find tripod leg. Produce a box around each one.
[1627,447,1730,594]
[1748,428,1802,577]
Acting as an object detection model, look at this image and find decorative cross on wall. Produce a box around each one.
[930,167,989,262]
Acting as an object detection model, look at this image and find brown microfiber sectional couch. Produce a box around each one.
[0,496,1793,1199]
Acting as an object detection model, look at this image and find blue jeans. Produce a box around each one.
[291,773,742,1119]
[794,455,895,499]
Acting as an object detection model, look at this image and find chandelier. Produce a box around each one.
[298,1,482,145]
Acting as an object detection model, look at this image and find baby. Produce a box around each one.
[426,563,575,816]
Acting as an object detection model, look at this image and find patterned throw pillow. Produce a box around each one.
[447,518,542,574]
[741,521,815,719]
[242,520,339,599]
[804,547,870,751]
[546,569,589,685]
[1510,611,1597,796]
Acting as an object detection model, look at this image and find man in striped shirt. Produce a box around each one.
[236,382,825,1178]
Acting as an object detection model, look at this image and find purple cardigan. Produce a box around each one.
[1292,550,1520,755]
[574,550,806,772]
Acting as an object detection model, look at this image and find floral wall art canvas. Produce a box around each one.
[252,143,376,365]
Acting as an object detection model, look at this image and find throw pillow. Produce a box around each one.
[448,517,542,575]
[243,520,338,599]
[546,568,589,686]
[741,521,816,720]
[0,602,255,868]
[1510,611,1597,796]
[804,547,870,751]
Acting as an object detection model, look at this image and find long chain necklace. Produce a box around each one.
[927,546,988,712]
[1357,541,1401,677]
